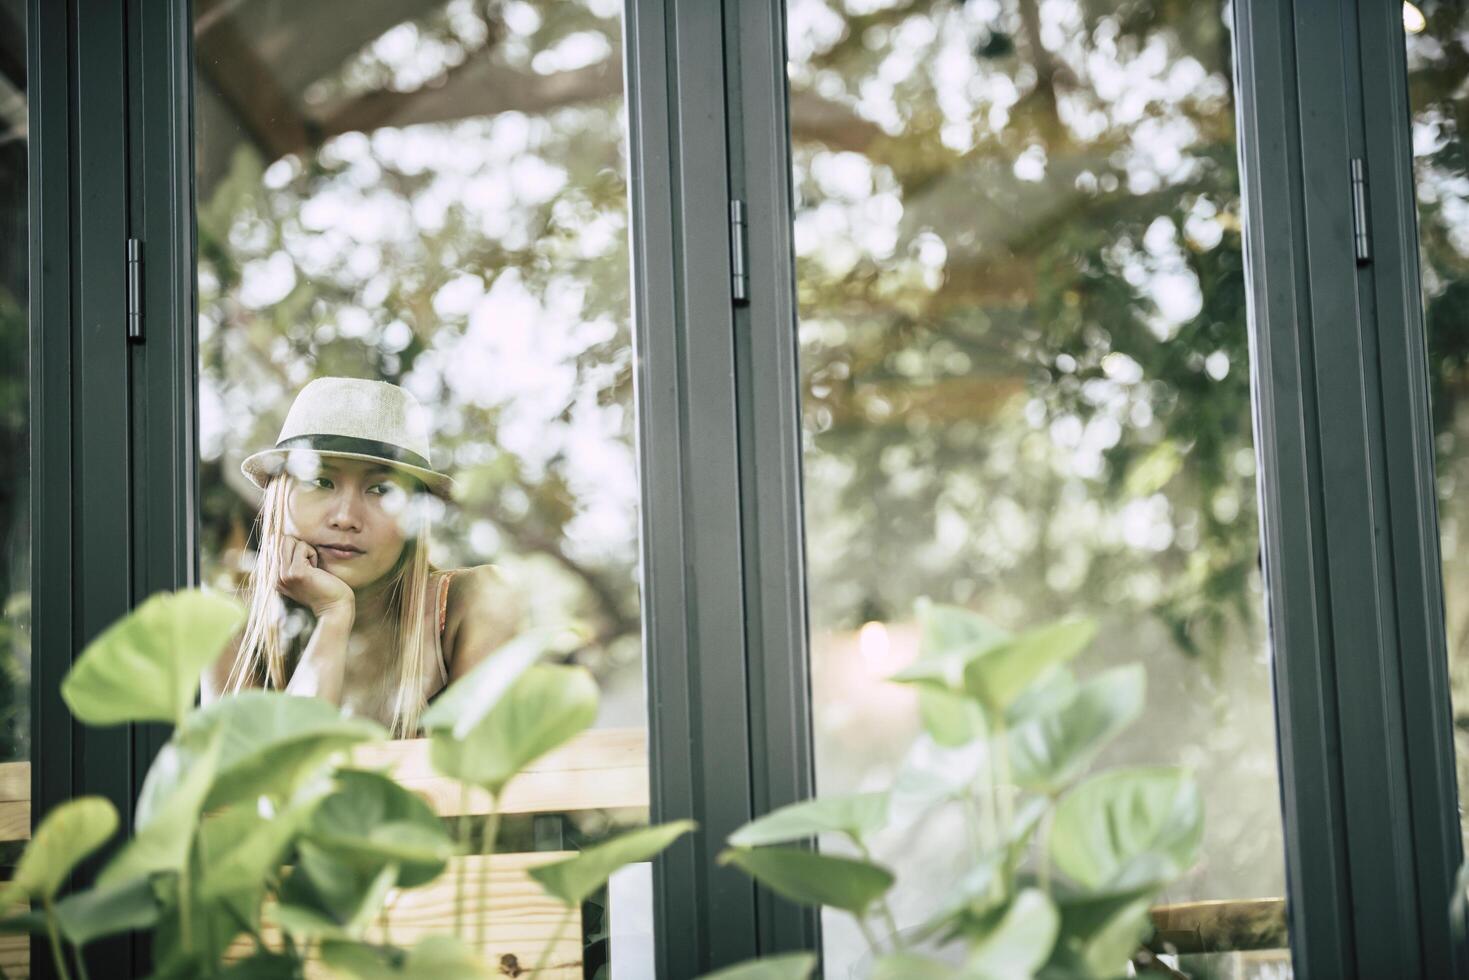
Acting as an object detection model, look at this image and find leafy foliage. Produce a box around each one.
[711,602,1202,979]
[0,589,686,978]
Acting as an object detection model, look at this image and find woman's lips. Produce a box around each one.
[317,545,363,560]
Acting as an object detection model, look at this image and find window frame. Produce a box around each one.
[22,0,1467,975]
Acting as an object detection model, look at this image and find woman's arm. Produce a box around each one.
[282,606,353,702]
[200,631,246,706]
[443,565,527,681]
[202,537,356,706]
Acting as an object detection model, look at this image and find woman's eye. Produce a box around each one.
[299,476,331,490]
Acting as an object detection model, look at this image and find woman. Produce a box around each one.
[202,376,522,737]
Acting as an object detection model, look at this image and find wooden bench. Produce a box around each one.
[0,727,650,978]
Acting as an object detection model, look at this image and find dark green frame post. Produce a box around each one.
[623,0,763,974]
[1351,0,1465,973]
[719,0,822,959]
[1236,0,1463,975]
[27,0,140,974]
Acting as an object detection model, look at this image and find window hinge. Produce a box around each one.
[1351,158,1371,265]
[730,199,750,304]
[126,238,144,342]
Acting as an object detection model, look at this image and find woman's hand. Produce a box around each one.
[278,536,355,620]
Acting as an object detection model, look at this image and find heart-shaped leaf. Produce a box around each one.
[277,841,398,938]
[62,590,245,726]
[54,875,162,946]
[531,820,695,907]
[430,664,598,795]
[1008,665,1144,792]
[1046,886,1156,978]
[697,953,819,980]
[199,790,328,900]
[98,732,222,887]
[728,794,888,848]
[1004,667,1078,726]
[421,627,576,738]
[1049,767,1202,892]
[305,769,454,888]
[917,600,1011,657]
[869,953,959,979]
[965,888,1059,979]
[319,935,492,979]
[917,687,986,747]
[1,797,118,904]
[149,807,277,968]
[180,691,386,808]
[0,875,161,947]
[892,603,1012,692]
[718,847,893,915]
[963,620,1096,713]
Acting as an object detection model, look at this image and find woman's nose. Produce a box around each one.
[327,492,363,531]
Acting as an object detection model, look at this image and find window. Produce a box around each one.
[192,2,650,970]
[788,1,1289,973]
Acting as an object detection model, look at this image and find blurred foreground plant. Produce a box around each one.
[0,589,690,978]
[707,602,1202,980]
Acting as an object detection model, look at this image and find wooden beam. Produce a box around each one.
[351,727,649,816]
[1150,897,1289,955]
[195,12,313,161]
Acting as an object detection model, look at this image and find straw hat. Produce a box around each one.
[241,377,456,500]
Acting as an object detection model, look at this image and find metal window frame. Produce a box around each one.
[1234,0,1464,975]
[24,0,1469,976]
[27,0,142,975]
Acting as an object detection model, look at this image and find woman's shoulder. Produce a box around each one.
[440,564,523,624]
[438,564,527,679]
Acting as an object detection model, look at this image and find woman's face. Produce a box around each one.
[282,456,419,589]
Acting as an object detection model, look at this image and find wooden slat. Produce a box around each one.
[0,763,29,802]
[352,728,647,781]
[0,801,29,842]
[225,853,581,978]
[351,728,650,816]
[0,903,24,979]
[1150,897,1288,954]
[0,761,31,842]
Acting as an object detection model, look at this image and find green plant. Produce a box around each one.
[709,602,1203,980]
[0,589,691,979]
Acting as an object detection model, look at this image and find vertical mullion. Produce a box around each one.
[1233,0,1356,975]
[1290,0,1424,970]
[26,0,76,973]
[71,0,134,831]
[625,0,759,973]
[1354,1,1464,974]
[722,0,821,958]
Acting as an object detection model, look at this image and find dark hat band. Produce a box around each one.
[275,434,433,471]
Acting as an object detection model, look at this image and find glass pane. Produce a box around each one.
[193,2,647,972]
[788,1,1290,975]
[0,0,31,814]
[1406,0,1469,853]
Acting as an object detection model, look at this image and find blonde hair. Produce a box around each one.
[225,472,435,738]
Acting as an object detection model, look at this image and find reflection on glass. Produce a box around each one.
[0,0,30,774]
[1406,0,1469,852]
[788,1,1288,975]
[193,1,643,970]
